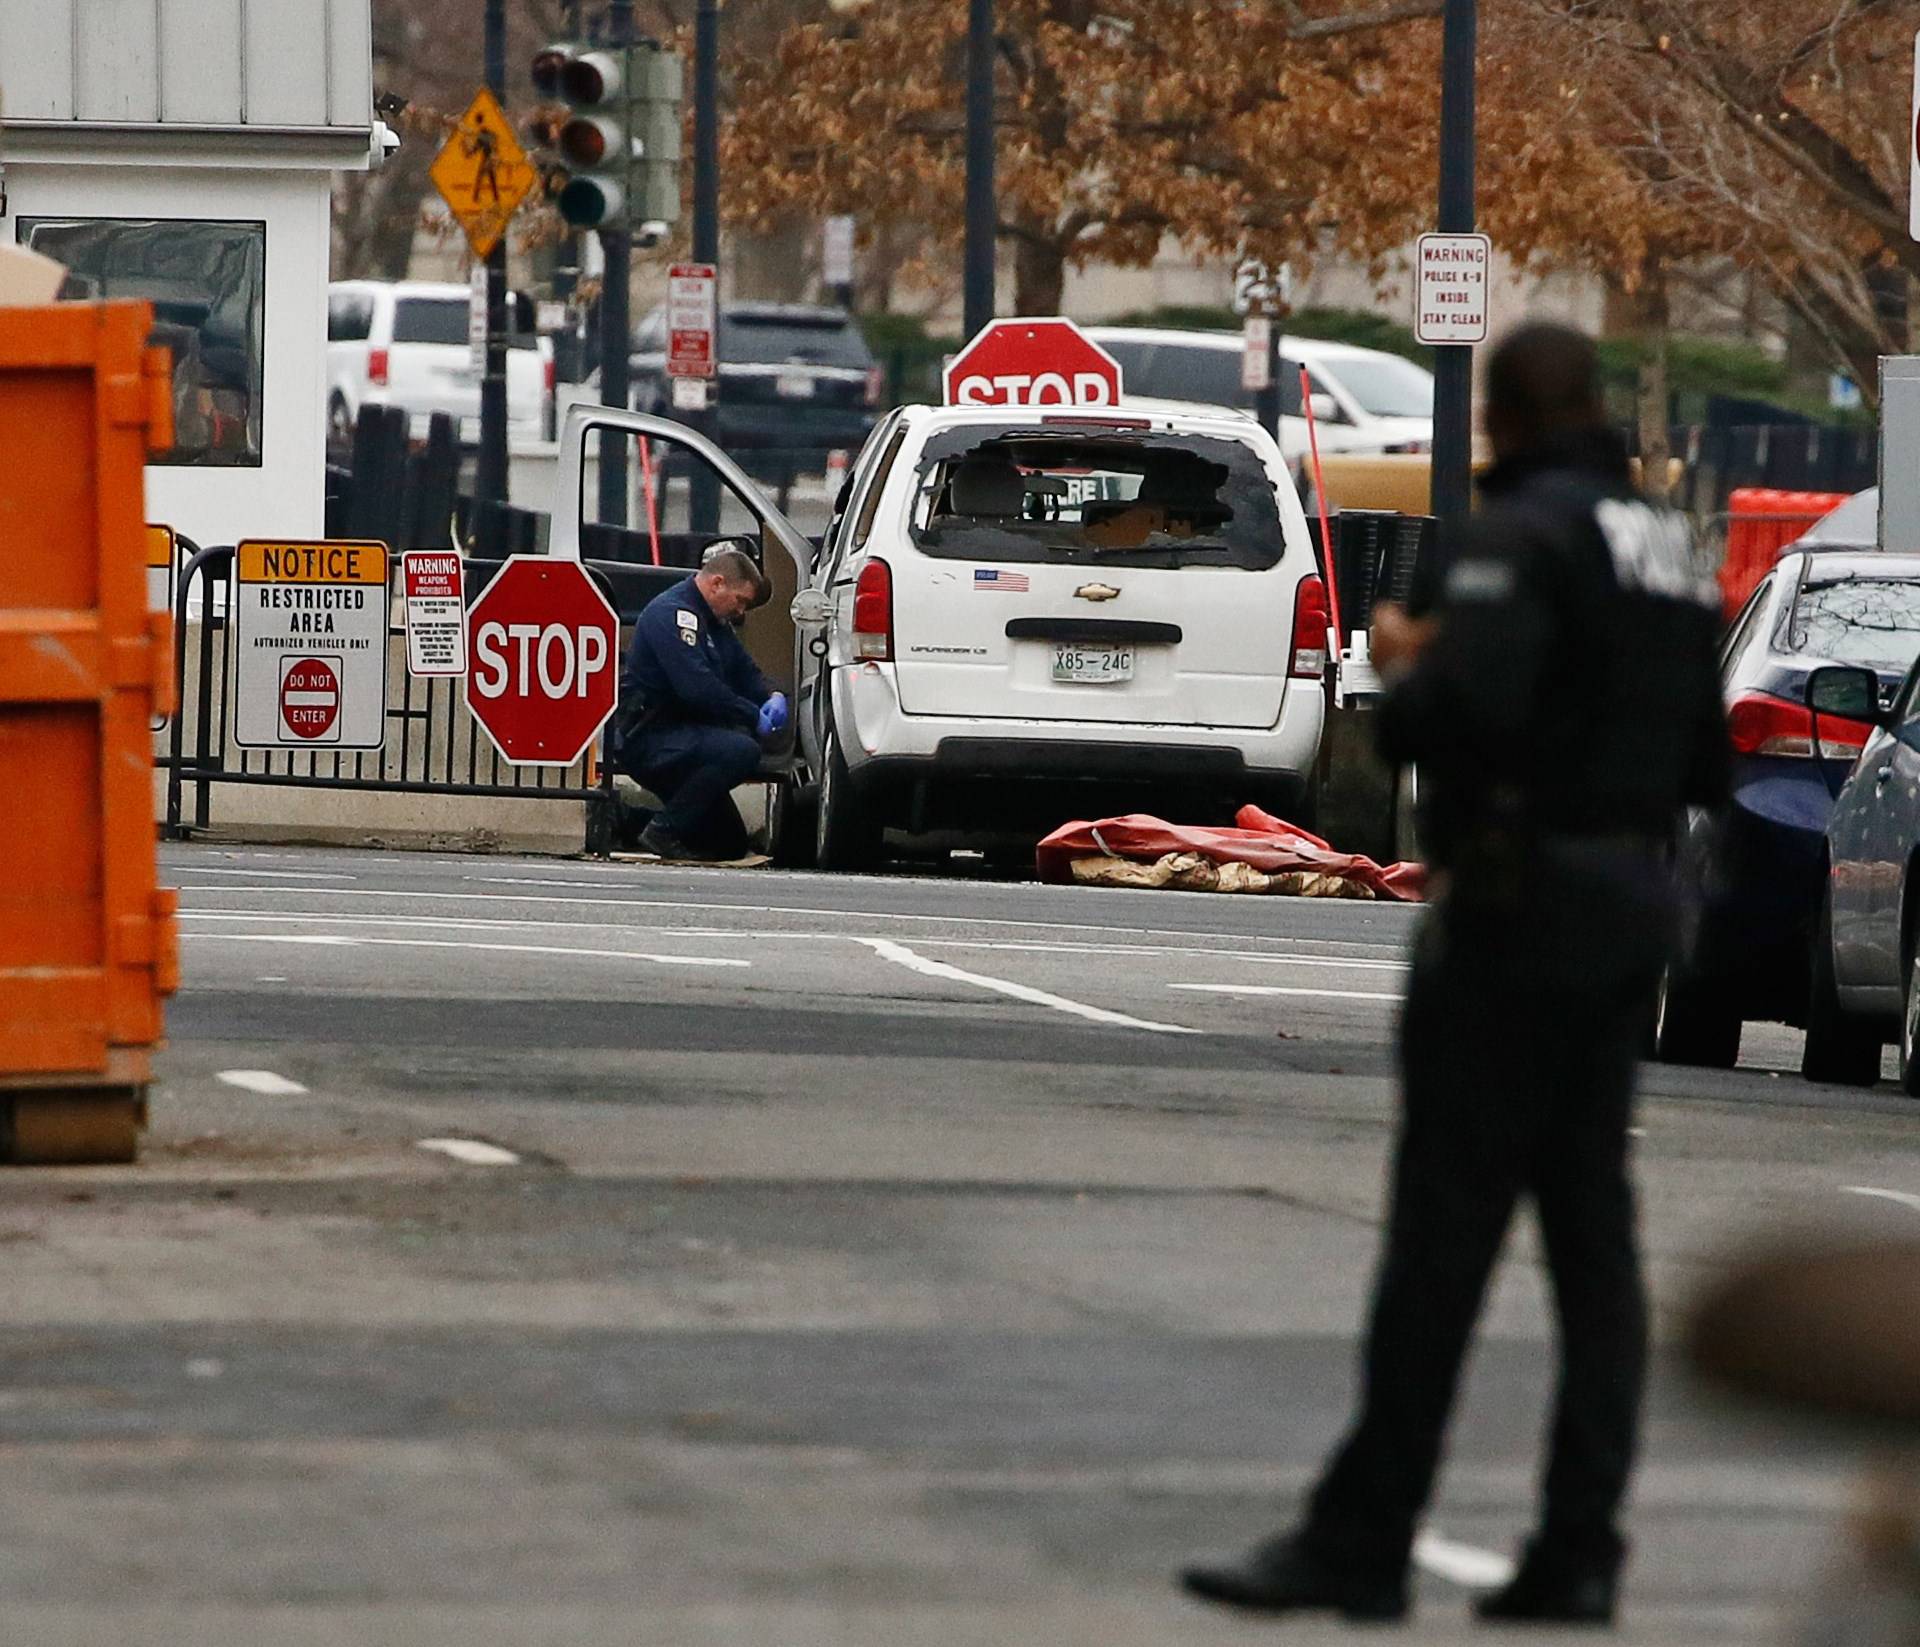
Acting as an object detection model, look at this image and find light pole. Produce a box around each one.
[1427,0,1478,569]
[963,0,995,337]
[688,0,722,534]
[478,0,510,541]
[597,0,635,529]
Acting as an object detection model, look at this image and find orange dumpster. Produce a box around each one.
[0,301,177,1163]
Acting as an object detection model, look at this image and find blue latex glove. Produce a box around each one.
[757,692,790,737]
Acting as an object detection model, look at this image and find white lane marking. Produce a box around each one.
[178,883,1409,954]
[1413,1531,1515,1589]
[1172,983,1402,1003]
[183,934,747,969]
[1843,1185,1920,1214]
[175,909,1406,971]
[417,1138,520,1167]
[215,1069,308,1096]
[183,866,356,881]
[858,937,1199,1035]
[256,976,287,983]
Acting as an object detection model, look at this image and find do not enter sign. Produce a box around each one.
[465,556,619,766]
[942,318,1123,408]
[280,657,341,742]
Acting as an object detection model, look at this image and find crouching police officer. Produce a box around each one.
[1182,324,1729,1627]
[615,543,789,862]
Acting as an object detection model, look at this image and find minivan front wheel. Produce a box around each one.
[1652,966,1740,1069]
[1899,926,1920,1098]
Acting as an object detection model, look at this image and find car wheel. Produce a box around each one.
[767,775,816,870]
[1652,965,1741,1069]
[1803,890,1882,1087]
[814,726,881,873]
[1900,926,1920,1098]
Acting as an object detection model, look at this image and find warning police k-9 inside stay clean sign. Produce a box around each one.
[232,539,391,751]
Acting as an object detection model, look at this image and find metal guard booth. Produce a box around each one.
[0,300,178,1162]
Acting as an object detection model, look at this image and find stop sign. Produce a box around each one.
[942,318,1123,408]
[466,555,619,766]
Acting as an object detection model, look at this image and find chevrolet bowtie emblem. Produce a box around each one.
[1074,583,1121,602]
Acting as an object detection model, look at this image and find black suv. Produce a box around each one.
[630,302,881,460]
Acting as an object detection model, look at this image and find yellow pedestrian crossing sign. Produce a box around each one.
[431,89,538,260]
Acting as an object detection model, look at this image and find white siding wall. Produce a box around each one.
[7,163,334,545]
[0,0,371,132]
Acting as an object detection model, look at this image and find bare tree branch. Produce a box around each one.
[1275,0,1442,39]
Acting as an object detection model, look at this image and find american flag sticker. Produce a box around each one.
[973,568,1030,592]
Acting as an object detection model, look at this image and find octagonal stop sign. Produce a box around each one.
[942,318,1123,408]
[466,555,620,766]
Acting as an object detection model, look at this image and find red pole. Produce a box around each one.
[1300,366,1344,648]
[638,436,662,567]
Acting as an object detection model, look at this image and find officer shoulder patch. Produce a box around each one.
[675,609,699,632]
[679,627,698,647]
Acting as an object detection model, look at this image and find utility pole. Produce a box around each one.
[963,0,995,338]
[689,0,722,535]
[478,0,510,545]
[1428,0,1478,571]
[596,0,635,529]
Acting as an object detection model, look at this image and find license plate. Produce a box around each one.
[775,372,816,399]
[1052,643,1133,684]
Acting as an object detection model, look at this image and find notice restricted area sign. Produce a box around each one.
[233,539,390,750]
[402,550,468,678]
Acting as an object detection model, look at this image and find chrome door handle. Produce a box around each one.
[1877,764,1895,785]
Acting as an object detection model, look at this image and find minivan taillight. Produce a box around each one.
[368,346,390,387]
[853,558,893,661]
[544,356,557,397]
[865,366,886,408]
[1290,573,1330,679]
[1727,690,1873,759]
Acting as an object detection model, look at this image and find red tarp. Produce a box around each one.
[1036,805,1427,901]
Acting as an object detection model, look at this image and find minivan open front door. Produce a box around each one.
[548,404,817,759]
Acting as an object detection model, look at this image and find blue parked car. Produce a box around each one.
[1656,550,1920,1069]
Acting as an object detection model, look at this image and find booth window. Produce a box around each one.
[15,217,265,468]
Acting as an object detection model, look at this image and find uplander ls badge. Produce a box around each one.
[1074,583,1121,603]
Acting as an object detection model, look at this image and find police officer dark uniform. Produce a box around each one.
[1182,324,1730,1626]
[615,544,788,861]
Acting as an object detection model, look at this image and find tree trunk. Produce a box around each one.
[1632,256,1672,505]
[1012,233,1065,315]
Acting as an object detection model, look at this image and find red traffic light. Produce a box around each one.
[559,50,623,106]
[531,46,570,98]
[557,114,620,169]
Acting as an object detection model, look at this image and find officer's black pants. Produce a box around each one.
[626,724,762,858]
[1304,890,1653,1578]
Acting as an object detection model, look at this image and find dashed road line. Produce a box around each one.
[1412,1531,1515,1589]
[215,1069,308,1096]
[1843,1185,1920,1214]
[858,937,1199,1035]
[183,933,748,968]
[417,1138,521,1167]
[1171,983,1402,1003]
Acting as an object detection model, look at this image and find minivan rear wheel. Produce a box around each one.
[815,727,881,873]
[1899,927,1920,1098]
[1803,890,1882,1087]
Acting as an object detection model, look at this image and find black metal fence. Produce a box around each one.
[161,544,623,846]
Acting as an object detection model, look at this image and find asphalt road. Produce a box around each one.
[5,842,1918,1645]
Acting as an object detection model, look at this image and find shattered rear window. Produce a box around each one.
[1788,576,1920,673]
[909,424,1286,571]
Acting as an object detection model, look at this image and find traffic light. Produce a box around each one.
[529,40,682,234]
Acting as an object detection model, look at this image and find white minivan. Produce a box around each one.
[783,401,1329,868]
[1082,326,1434,461]
[326,280,552,454]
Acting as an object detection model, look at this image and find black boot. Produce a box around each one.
[1474,1540,1619,1626]
[1180,1533,1409,1622]
[637,821,696,861]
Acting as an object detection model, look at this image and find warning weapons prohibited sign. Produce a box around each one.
[233,539,391,751]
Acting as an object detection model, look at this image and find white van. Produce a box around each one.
[1082,326,1433,461]
[326,280,552,455]
[782,400,1329,868]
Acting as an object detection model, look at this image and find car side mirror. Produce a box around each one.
[1308,392,1344,425]
[1807,664,1885,727]
[790,587,833,627]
